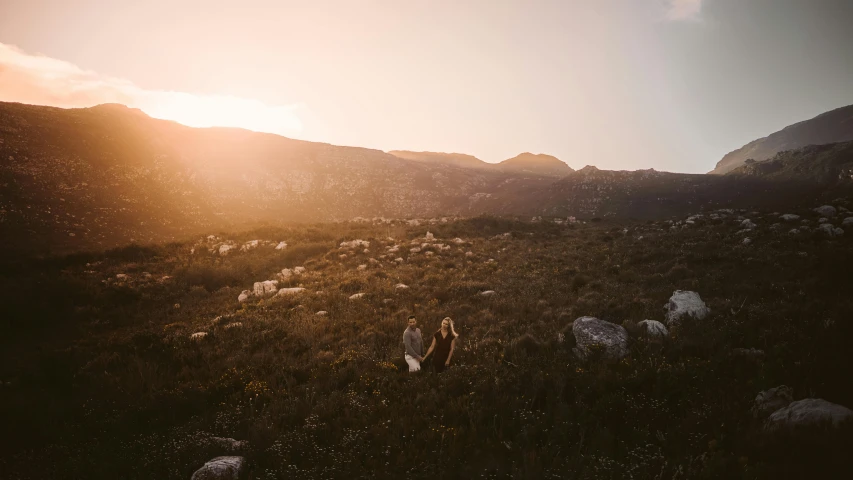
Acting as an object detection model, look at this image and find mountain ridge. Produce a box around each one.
[711,104,853,174]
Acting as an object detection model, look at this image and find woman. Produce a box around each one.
[423,317,458,373]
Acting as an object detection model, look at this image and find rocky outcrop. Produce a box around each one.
[191,456,245,480]
[664,291,710,327]
[765,398,853,431]
[571,317,629,361]
[752,386,794,419]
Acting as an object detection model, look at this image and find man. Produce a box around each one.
[403,315,424,372]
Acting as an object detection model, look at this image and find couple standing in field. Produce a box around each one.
[403,315,458,373]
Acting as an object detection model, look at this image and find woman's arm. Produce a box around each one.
[423,337,437,360]
[445,337,457,365]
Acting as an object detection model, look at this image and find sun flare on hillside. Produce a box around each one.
[139,93,303,134]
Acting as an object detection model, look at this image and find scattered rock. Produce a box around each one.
[741,219,757,229]
[240,240,260,251]
[765,398,853,431]
[752,386,794,419]
[238,290,251,303]
[664,290,710,326]
[253,280,278,297]
[349,293,366,300]
[191,456,246,480]
[425,232,435,241]
[394,283,409,290]
[275,241,288,250]
[357,264,367,271]
[276,287,305,296]
[293,266,306,274]
[813,205,837,217]
[742,237,752,246]
[818,223,841,237]
[571,317,629,361]
[190,332,207,340]
[315,311,328,316]
[223,322,242,329]
[637,319,668,338]
[479,290,496,297]
[780,214,800,222]
[218,245,234,256]
[788,228,800,235]
[340,239,370,249]
[842,217,853,226]
[208,437,248,451]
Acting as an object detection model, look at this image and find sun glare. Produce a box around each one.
[138,93,303,135]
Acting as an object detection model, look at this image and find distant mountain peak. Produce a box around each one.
[711,104,853,174]
[497,152,573,177]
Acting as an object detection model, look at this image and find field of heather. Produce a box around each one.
[2,212,852,479]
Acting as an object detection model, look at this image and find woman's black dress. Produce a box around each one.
[432,331,456,373]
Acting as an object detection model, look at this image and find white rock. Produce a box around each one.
[357,264,367,271]
[315,311,328,316]
[664,290,710,326]
[223,322,243,329]
[765,398,853,431]
[190,332,207,340]
[479,290,496,296]
[275,241,288,250]
[410,247,421,253]
[280,268,293,279]
[571,317,629,361]
[637,320,669,337]
[395,283,409,290]
[191,456,246,480]
[238,290,251,303]
[818,223,839,236]
[453,238,466,244]
[349,293,366,300]
[465,251,474,257]
[240,240,260,251]
[742,237,752,246]
[394,257,404,263]
[813,205,837,217]
[741,219,757,229]
[116,274,129,281]
[276,287,305,296]
[293,266,305,274]
[752,386,793,419]
[425,231,435,241]
[253,280,279,297]
[219,244,234,255]
[340,239,370,249]
[780,214,800,222]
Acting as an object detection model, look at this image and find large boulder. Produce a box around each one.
[813,205,837,217]
[253,280,278,297]
[765,398,853,431]
[752,386,793,419]
[663,291,710,326]
[571,317,629,361]
[191,456,245,480]
[637,320,668,338]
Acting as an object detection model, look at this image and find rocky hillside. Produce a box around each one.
[711,104,853,174]
[3,101,852,255]
[0,102,555,254]
[726,141,853,184]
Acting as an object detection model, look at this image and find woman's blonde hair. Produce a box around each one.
[441,317,459,338]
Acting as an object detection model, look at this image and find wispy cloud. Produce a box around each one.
[663,0,704,21]
[0,42,302,134]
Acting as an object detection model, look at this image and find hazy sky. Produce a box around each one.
[1,0,852,172]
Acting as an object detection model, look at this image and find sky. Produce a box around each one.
[1,0,852,173]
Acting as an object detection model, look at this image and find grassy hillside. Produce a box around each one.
[1,211,852,479]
